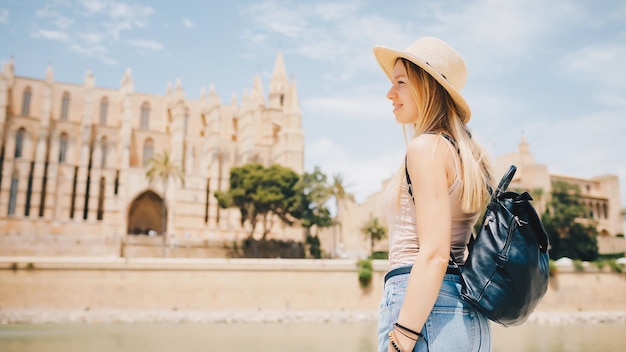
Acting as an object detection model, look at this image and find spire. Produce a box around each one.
[84,69,95,88]
[174,77,185,101]
[253,74,263,92]
[251,74,265,105]
[519,132,530,156]
[285,79,301,116]
[208,83,220,106]
[2,56,14,75]
[269,52,289,108]
[271,51,288,83]
[120,68,134,94]
[45,63,54,83]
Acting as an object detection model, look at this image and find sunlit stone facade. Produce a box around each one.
[0,53,304,242]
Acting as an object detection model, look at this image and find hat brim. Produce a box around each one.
[373,46,471,124]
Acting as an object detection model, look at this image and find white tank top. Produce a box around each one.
[383,136,480,269]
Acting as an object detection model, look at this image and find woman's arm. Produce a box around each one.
[391,134,453,351]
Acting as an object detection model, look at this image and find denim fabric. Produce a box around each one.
[377,266,491,352]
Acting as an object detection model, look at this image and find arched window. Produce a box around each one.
[61,92,70,121]
[101,136,108,168]
[140,102,150,130]
[99,97,108,125]
[97,176,105,220]
[142,138,154,166]
[14,128,26,158]
[22,87,32,116]
[8,173,18,216]
[59,133,69,163]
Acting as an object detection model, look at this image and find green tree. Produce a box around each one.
[361,216,387,256]
[145,150,184,257]
[215,163,301,240]
[329,173,355,256]
[297,167,333,258]
[542,181,598,261]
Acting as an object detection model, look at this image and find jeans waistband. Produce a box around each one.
[384,265,461,285]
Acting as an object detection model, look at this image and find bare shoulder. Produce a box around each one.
[406,134,449,165]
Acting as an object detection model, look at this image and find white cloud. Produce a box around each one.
[560,43,626,107]
[0,9,9,24]
[31,29,69,42]
[81,31,105,44]
[241,0,416,82]
[241,30,268,47]
[245,1,308,38]
[29,0,160,64]
[181,17,195,28]
[127,39,164,51]
[78,0,107,15]
[71,42,107,56]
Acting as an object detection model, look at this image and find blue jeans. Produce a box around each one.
[377,266,491,352]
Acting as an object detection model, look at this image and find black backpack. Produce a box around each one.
[406,162,550,326]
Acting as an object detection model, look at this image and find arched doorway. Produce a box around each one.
[127,190,167,235]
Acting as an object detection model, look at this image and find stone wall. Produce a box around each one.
[0,257,625,315]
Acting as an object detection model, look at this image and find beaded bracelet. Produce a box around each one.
[388,331,404,352]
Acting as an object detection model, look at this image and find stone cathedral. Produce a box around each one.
[0,53,305,247]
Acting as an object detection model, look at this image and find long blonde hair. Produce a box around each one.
[397,58,493,213]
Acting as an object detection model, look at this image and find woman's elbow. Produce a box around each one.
[418,248,450,269]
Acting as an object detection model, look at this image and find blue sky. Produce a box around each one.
[1,0,625,211]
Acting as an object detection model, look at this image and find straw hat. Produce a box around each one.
[373,37,471,123]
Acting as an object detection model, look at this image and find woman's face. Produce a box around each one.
[386,60,419,125]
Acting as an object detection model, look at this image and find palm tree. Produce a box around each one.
[361,216,387,256]
[146,150,184,257]
[329,173,355,257]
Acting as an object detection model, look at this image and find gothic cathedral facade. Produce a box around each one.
[0,53,304,242]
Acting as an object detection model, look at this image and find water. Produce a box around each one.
[0,322,625,351]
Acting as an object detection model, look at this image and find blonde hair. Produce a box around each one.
[396,58,493,213]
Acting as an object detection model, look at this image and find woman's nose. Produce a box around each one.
[386,87,395,100]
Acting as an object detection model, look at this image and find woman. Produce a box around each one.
[373,37,494,351]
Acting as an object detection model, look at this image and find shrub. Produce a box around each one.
[358,267,372,288]
[357,259,373,288]
[357,259,373,271]
[609,261,624,274]
[573,259,585,272]
[370,251,389,260]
